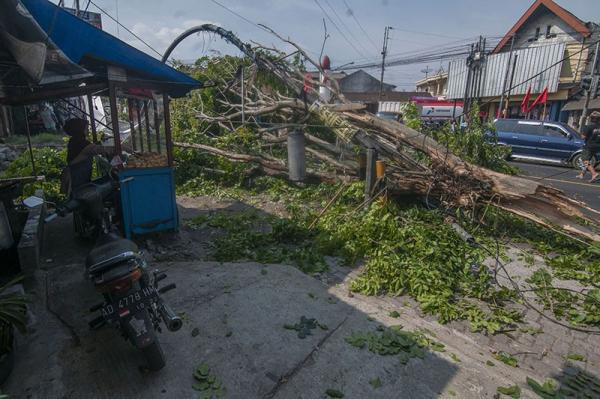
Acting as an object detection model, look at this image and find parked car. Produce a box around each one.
[493,119,599,169]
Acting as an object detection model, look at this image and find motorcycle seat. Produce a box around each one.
[86,236,139,274]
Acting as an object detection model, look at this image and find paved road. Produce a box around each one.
[511,161,600,211]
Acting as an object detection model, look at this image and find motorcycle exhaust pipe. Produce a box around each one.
[159,303,183,332]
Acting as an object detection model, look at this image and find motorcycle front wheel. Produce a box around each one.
[142,341,165,371]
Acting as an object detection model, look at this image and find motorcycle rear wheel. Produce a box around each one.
[142,341,165,371]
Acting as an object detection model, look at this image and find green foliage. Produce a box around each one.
[192,363,225,398]
[369,377,382,389]
[401,102,516,173]
[325,389,345,398]
[3,132,65,146]
[186,209,327,275]
[431,104,516,174]
[494,351,518,367]
[0,147,66,202]
[497,384,521,398]
[526,269,600,327]
[345,325,443,365]
[0,276,28,354]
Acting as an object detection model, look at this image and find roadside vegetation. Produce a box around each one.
[169,56,600,336]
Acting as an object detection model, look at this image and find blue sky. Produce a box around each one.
[59,0,600,89]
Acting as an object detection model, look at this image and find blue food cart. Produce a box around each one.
[0,0,202,238]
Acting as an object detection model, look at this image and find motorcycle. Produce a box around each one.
[26,162,182,371]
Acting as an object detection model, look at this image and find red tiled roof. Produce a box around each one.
[492,0,590,54]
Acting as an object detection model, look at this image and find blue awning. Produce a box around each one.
[19,0,201,97]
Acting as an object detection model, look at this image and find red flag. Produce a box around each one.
[527,87,548,113]
[521,86,532,114]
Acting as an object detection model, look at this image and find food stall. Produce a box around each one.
[0,0,202,239]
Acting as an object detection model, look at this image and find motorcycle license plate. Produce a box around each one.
[101,287,158,322]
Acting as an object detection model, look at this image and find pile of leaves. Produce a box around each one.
[192,363,225,398]
[283,316,328,339]
[345,325,444,365]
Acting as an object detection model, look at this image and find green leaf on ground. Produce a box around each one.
[450,353,461,363]
[325,388,344,398]
[494,351,518,367]
[389,310,401,318]
[486,360,495,367]
[526,377,559,398]
[369,377,382,389]
[497,384,521,398]
[565,353,586,362]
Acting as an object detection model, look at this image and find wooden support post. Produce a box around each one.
[364,148,377,201]
[127,98,137,152]
[144,100,152,152]
[162,93,174,167]
[358,152,367,179]
[108,82,122,156]
[153,100,161,153]
[135,99,144,152]
[23,106,36,175]
[86,93,98,143]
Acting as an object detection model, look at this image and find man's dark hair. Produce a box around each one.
[63,118,88,137]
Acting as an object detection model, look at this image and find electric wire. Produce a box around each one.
[313,0,368,60]
[321,0,376,58]
[87,0,162,58]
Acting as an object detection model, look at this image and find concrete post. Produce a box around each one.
[287,130,306,182]
[364,148,377,200]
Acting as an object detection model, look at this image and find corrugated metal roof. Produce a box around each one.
[447,43,565,99]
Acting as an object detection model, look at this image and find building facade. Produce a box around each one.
[415,71,448,99]
[445,0,598,126]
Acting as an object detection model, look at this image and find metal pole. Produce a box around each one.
[504,54,519,118]
[135,99,144,152]
[498,34,515,118]
[144,100,152,152]
[579,41,600,128]
[287,130,306,182]
[462,43,474,120]
[86,93,98,143]
[162,93,174,167]
[127,99,137,152]
[153,100,161,153]
[23,106,37,176]
[108,82,122,156]
[241,67,245,124]
[379,27,391,101]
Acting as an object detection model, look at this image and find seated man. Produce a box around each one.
[60,118,112,195]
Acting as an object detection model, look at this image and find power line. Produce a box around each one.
[208,0,269,33]
[341,0,379,51]
[87,0,162,58]
[313,0,368,60]
[321,0,376,58]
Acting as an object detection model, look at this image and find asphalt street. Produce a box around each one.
[511,161,600,214]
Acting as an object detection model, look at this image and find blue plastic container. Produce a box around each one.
[119,167,178,238]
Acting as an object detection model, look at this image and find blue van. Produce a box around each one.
[494,119,598,169]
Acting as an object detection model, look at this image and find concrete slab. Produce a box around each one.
[5,260,460,399]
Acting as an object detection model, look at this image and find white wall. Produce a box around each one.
[512,11,583,49]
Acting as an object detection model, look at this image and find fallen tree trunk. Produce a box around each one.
[338,113,600,241]
[173,141,350,183]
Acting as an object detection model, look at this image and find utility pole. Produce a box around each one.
[579,41,600,128]
[498,34,516,118]
[504,54,519,118]
[379,26,392,101]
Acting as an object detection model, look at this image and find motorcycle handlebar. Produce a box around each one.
[57,198,81,216]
